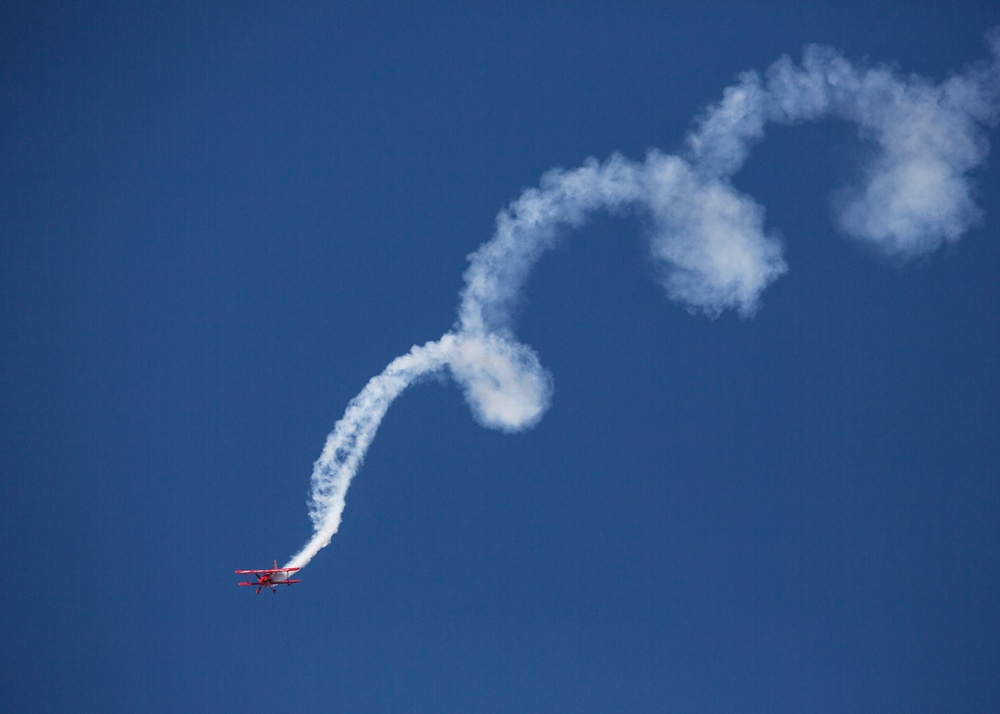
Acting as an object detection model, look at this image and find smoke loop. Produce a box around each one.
[285,32,1000,570]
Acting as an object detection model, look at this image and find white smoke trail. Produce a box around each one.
[285,31,1000,570]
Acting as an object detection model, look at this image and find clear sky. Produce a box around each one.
[2,3,999,713]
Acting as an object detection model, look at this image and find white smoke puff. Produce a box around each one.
[755,41,999,258]
[447,332,552,432]
[836,153,982,256]
[643,152,787,316]
[832,64,991,255]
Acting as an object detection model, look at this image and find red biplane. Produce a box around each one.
[235,561,301,594]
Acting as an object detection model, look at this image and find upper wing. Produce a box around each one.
[234,567,300,575]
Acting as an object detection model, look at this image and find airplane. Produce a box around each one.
[235,560,301,594]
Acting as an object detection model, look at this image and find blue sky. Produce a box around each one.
[2,3,999,712]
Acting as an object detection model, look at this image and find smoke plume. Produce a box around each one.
[285,32,1000,570]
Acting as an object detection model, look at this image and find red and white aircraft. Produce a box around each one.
[235,561,301,594]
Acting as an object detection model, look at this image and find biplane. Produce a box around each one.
[235,561,301,594]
